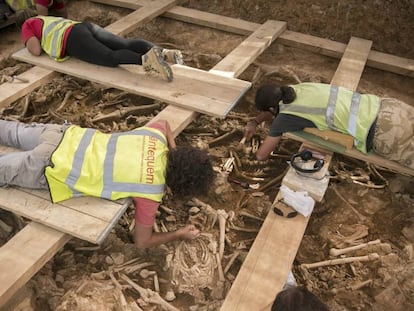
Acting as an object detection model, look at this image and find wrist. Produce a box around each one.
[249,119,259,126]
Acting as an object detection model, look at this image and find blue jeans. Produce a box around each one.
[65,22,154,67]
[0,120,65,189]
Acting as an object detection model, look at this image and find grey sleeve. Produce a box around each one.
[269,114,316,137]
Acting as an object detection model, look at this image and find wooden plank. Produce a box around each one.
[0,5,171,307]
[154,19,287,135]
[13,49,251,118]
[220,194,312,310]
[221,147,333,311]
[330,37,372,89]
[0,67,58,109]
[222,33,372,311]
[154,19,287,136]
[0,222,70,308]
[152,105,197,136]
[164,6,257,36]
[0,187,128,244]
[105,0,177,36]
[303,128,354,150]
[93,0,258,35]
[0,12,278,307]
[92,0,414,77]
[210,20,287,78]
[25,189,126,223]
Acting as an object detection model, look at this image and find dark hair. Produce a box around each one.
[15,8,38,30]
[271,286,330,311]
[255,85,296,114]
[166,146,214,197]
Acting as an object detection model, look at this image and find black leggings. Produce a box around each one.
[65,22,154,67]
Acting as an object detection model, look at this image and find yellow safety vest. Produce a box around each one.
[279,83,380,153]
[39,16,79,62]
[45,125,169,203]
[5,0,34,11]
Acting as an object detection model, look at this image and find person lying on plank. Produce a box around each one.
[17,14,184,81]
[0,119,215,248]
[244,82,414,169]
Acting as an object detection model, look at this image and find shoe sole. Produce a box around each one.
[143,48,173,82]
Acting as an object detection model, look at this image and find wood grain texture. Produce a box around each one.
[211,20,286,78]
[330,37,372,90]
[0,187,128,244]
[0,222,70,307]
[13,49,251,118]
[0,67,58,109]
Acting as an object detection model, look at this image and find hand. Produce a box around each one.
[178,224,200,240]
[244,120,257,140]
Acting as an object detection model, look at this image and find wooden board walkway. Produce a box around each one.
[0,223,71,307]
[0,7,286,309]
[221,36,373,311]
[0,1,184,307]
[13,49,251,118]
[1,1,413,308]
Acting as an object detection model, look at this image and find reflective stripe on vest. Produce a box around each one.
[39,16,78,61]
[326,85,339,130]
[279,83,380,153]
[45,126,168,203]
[64,128,166,198]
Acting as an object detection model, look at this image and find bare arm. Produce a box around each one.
[134,223,200,249]
[25,36,42,56]
[244,111,275,140]
[149,119,176,149]
[256,135,281,160]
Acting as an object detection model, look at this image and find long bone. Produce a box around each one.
[215,252,226,282]
[224,250,241,274]
[189,198,218,230]
[329,239,381,257]
[301,253,380,269]
[217,209,228,260]
[120,273,179,311]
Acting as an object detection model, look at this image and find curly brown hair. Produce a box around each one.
[166,146,214,197]
[255,84,296,114]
